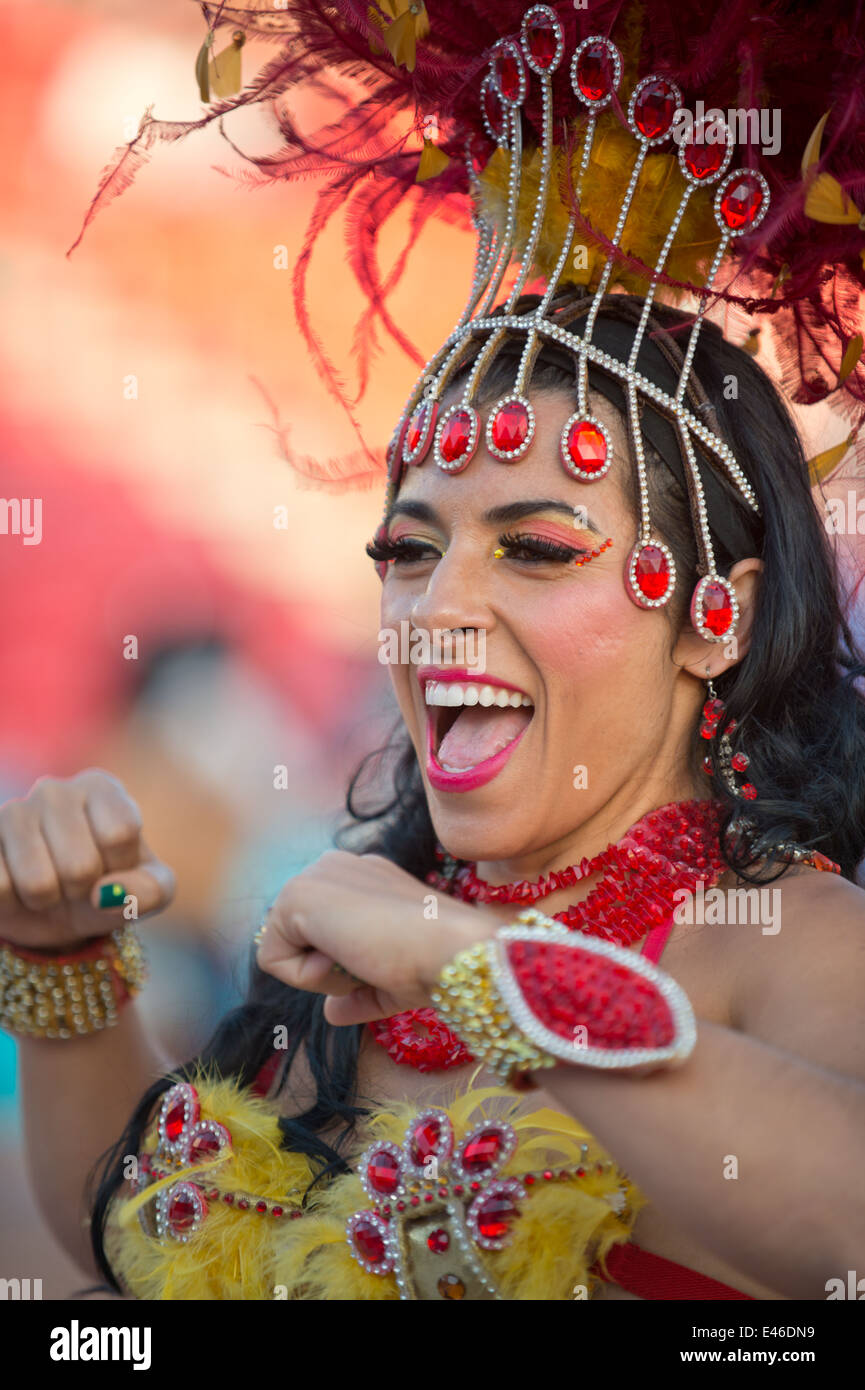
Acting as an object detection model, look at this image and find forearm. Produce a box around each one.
[17,1005,171,1278]
[541,1020,865,1299]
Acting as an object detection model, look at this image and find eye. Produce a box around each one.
[365,536,442,567]
[498,531,589,564]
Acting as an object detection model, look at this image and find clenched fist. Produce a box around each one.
[0,769,175,950]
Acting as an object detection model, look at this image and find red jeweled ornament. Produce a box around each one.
[506,938,674,1049]
[630,543,672,603]
[164,1101,187,1143]
[367,1149,401,1196]
[437,407,478,470]
[682,134,728,181]
[574,42,615,103]
[719,172,765,231]
[350,1216,388,1266]
[460,1127,505,1173]
[427,1228,450,1253]
[490,398,531,455]
[692,579,735,637]
[523,12,560,71]
[404,401,438,464]
[741,783,758,801]
[493,45,524,103]
[731,752,750,772]
[562,419,608,478]
[632,79,678,141]
[410,1117,443,1165]
[185,1122,231,1164]
[370,800,730,1073]
[469,1182,523,1246]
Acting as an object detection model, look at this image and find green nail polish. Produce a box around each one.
[99,883,126,909]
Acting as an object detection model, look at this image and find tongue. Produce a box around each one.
[437,705,531,771]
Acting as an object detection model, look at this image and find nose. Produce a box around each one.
[409,541,497,639]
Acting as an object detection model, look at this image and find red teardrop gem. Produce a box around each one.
[566,419,606,473]
[164,1101,187,1143]
[719,172,764,230]
[683,137,727,180]
[632,79,677,140]
[575,42,614,102]
[406,404,427,454]
[482,83,505,140]
[525,15,558,69]
[494,50,522,102]
[698,581,733,635]
[439,409,475,465]
[633,544,670,601]
[491,400,529,453]
[367,1150,401,1196]
[410,1118,441,1164]
[475,1191,519,1241]
[352,1218,386,1265]
[461,1127,505,1173]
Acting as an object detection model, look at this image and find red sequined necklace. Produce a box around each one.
[368,798,726,1073]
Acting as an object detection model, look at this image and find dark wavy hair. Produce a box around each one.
[89,291,865,1288]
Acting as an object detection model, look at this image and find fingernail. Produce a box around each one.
[99,883,126,909]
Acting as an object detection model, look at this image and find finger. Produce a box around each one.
[39,800,106,903]
[88,856,175,919]
[0,803,63,911]
[81,777,143,873]
[257,946,353,995]
[324,986,388,1027]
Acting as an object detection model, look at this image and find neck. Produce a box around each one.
[471,772,710,925]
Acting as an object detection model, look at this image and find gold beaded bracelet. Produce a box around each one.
[430,934,555,1086]
[0,925,147,1039]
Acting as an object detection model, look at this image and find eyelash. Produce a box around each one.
[365,532,592,566]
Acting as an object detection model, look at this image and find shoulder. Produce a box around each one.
[730,866,865,1081]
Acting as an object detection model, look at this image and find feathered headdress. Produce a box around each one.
[68,1,865,636]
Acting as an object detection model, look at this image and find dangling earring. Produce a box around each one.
[699,669,757,801]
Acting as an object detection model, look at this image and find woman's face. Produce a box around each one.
[378,386,704,869]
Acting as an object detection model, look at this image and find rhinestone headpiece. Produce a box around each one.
[385,7,771,643]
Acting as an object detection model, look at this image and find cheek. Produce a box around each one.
[525,575,664,692]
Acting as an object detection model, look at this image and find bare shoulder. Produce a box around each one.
[730,865,865,1081]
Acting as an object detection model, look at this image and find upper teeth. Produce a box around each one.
[424,681,532,709]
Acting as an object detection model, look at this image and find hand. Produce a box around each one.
[255,850,497,1026]
[0,769,175,950]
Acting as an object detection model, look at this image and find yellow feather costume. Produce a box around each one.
[106,1069,646,1301]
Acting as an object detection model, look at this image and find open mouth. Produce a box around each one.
[421,675,534,791]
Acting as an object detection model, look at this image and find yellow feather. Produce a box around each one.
[106,1069,644,1300]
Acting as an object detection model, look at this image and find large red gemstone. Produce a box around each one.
[367,1150,401,1196]
[632,79,677,140]
[482,82,505,141]
[683,136,727,180]
[575,42,614,102]
[494,49,523,102]
[719,172,764,231]
[565,419,606,474]
[167,1189,203,1233]
[188,1130,222,1161]
[461,1127,504,1173]
[406,404,427,454]
[524,15,559,69]
[427,1228,450,1253]
[352,1218,386,1265]
[491,400,529,453]
[697,581,733,635]
[439,409,475,465]
[475,1191,519,1241]
[633,544,670,601]
[164,1101,187,1144]
[410,1118,441,1164]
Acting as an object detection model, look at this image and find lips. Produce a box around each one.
[419,671,534,793]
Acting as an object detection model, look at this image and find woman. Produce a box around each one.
[5,1,865,1300]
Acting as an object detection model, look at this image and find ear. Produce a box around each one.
[673,558,763,678]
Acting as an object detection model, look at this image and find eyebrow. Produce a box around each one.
[385,498,606,535]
